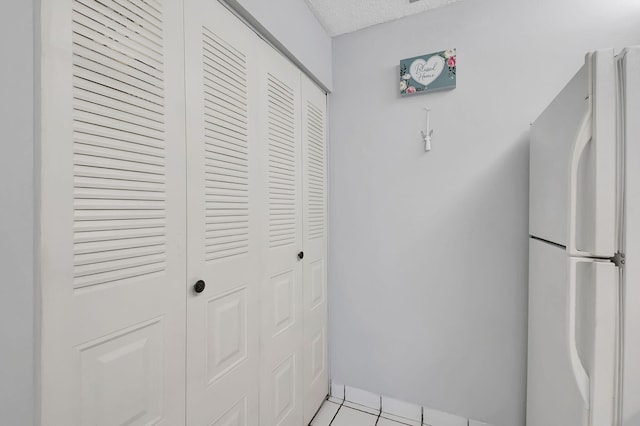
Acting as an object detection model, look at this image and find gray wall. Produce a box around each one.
[0,1,37,425]
[230,0,333,91]
[328,0,640,425]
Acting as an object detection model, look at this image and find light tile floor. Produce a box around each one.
[310,399,423,426]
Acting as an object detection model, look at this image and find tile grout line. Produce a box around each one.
[308,394,330,425]
[344,404,385,417]
[374,395,382,425]
[329,387,442,426]
[326,388,481,426]
[327,385,346,426]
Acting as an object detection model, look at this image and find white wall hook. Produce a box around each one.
[421,108,433,152]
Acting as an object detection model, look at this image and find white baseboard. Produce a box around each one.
[330,382,345,401]
[345,385,380,411]
[329,382,493,426]
[422,406,467,426]
[468,421,492,426]
[382,395,422,422]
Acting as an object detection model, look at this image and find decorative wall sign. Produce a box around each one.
[400,49,456,96]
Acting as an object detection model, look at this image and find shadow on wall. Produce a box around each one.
[627,412,640,426]
[411,134,530,424]
[335,133,531,426]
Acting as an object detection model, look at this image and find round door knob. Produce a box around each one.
[297,251,304,260]
[193,280,206,294]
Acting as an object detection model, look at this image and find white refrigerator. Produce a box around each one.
[527,47,640,426]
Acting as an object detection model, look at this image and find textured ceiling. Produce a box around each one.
[305,0,463,37]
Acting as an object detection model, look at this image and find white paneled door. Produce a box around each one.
[40,1,328,424]
[185,0,260,424]
[301,74,330,425]
[40,0,187,424]
[258,38,305,426]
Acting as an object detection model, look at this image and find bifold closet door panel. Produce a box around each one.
[257,38,305,426]
[40,0,187,424]
[184,0,261,424]
[301,74,329,424]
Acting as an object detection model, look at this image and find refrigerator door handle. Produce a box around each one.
[568,257,590,409]
[568,107,595,257]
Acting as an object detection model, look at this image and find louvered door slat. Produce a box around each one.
[74,188,165,202]
[74,154,165,178]
[204,84,247,113]
[202,62,247,95]
[205,108,248,132]
[74,245,165,267]
[204,121,248,142]
[106,0,163,30]
[203,62,247,93]
[74,143,164,166]
[269,130,294,145]
[203,28,245,63]
[74,90,164,129]
[72,35,163,83]
[203,76,247,104]
[74,110,164,143]
[202,42,247,73]
[266,73,297,246]
[75,0,162,44]
[73,234,165,254]
[71,0,168,290]
[205,104,247,128]
[206,104,247,127]
[72,20,162,71]
[74,99,164,134]
[72,58,163,103]
[130,0,163,21]
[73,78,165,119]
[73,127,164,153]
[74,250,166,274]
[306,100,326,241]
[74,217,166,231]
[73,2,162,56]
[72,87,163,125]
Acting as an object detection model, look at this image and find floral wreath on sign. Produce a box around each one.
[400,49,456,95]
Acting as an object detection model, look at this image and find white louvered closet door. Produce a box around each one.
[301,74,329,424]
[258,38,305,426]
[40,0,187,424]
[184,0,261,425]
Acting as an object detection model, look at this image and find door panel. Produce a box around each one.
[78,319,164,425]
[185,0,260,424]
[530,50,617,257]
[527,238,618,426]
[258,39,304,426]
[527,239,588,426]
[301,74,329,423]
[530,65,588,247]
[585,259,619,426]
[40,0,186,423]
